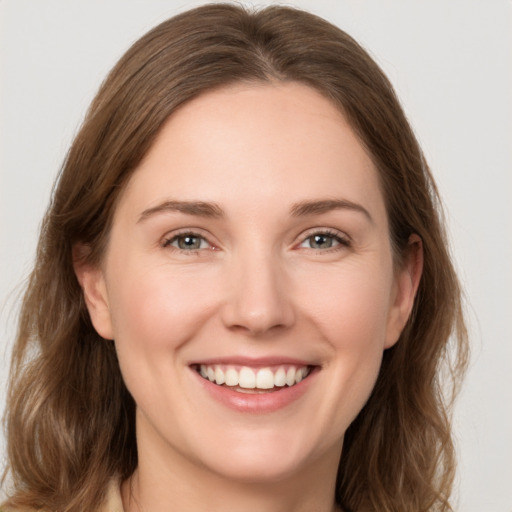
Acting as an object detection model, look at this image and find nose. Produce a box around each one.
[221,252,295,336]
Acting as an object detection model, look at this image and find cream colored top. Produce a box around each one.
[102,480,124,512]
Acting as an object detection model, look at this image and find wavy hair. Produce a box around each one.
[2,4,468,511]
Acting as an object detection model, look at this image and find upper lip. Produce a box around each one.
[188,356,317,368]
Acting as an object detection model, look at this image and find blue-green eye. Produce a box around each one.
[165,233,210,251]
[300,232,348,250]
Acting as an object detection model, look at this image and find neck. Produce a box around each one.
[123,471,341,512]
[123,467,341,512]
[122,437,342,512]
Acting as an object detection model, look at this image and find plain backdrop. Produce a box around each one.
[1,1,511,510]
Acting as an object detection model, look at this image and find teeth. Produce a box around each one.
[256,368,274,389]
[214,366,225,385]
[197,364,311,390]
[274,367,286,387]
[285,367,296,386]
[295,367,308,384]
[239,367,256,389]
[225,368,238,387]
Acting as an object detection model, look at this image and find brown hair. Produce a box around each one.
[2,4,468,511]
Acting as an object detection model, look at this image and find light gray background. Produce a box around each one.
[1,1,511,510]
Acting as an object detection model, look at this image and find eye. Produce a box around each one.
[299,231,349,250]
[163,232,211,251]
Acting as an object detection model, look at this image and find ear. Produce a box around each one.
[384,234,423,348]
[73,244,114,340]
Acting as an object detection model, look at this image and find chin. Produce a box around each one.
[206,454,308,485]
[190,428,329,485]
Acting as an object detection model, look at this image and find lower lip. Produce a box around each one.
[191,367,317,413]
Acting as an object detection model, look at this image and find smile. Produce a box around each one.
[195,364,312,392]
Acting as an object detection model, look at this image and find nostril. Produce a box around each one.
[227,321,290,337]
[222,302,295,336]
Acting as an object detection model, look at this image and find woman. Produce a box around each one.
[1,4,468,511]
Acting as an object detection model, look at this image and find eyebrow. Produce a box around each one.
[138,200,224,222]
[290,199,373,223]
[137,198,373,223]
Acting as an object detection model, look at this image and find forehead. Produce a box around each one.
[116,82,386,223]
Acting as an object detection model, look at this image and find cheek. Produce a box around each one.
[298,261,394,349]
[105,264,223,415]
[300,262,393,404]
[107,263,220,354]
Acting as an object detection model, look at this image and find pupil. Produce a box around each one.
[313,235,331,248]
[179,236,200,249]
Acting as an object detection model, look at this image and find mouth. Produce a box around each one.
[192,363,314,394]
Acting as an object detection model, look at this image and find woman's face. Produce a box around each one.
[80,82,418,483]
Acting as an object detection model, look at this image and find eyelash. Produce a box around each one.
[162,231,214,254]
[298,229,351,252]
[161,228,350,255]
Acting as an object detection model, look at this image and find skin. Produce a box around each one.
[76,82,422,512]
